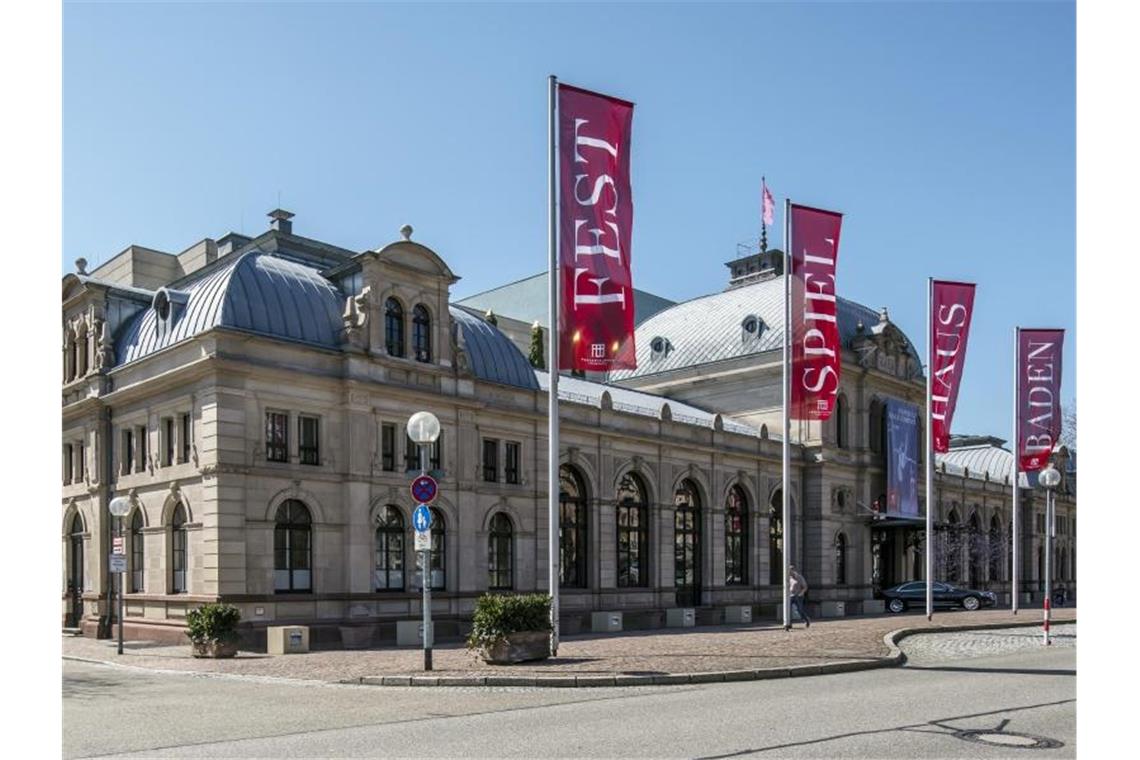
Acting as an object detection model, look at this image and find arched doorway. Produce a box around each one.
[67,513,84,627]
[768,490,784,586]
[674,479,702,607]
[559,465,589,588]
[968,513,983,587]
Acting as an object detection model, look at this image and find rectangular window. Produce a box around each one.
[405,433,421,472]
[122,429,134,474]
[430,431,443,471]
[381,423,396,471]
[505,442,520,484]
[76,442,84,482]
[266,411,288,462]
[136,426,148,472]
[299,415,320,466]
[162,417,174,467]
[180,413,191,463]
[482,438,499,482]
[63,444,73,484]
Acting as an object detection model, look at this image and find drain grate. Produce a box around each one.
[954,729,1063,750]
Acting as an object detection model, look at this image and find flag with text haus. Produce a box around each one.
[930,281,976,453]
[789,203,843,420]
[557,83,636,371]
[1017,329,1064,471]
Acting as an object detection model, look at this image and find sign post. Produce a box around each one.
[108,496,131,656]
[406,411,441,672]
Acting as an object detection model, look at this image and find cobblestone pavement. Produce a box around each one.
[63,607,1074,683]
[901,623,1076,665]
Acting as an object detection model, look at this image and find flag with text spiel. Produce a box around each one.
[557,83,636,371]
[1017,329,1064,471]
[790,203,843,420]
[931,281,976,453]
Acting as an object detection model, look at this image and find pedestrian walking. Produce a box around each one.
[788,564,811,629]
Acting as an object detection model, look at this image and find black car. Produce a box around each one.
[880,581,997,613]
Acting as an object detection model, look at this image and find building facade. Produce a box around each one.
[61,211,1076,644]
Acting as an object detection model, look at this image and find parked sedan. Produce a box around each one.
[881,581,997,613]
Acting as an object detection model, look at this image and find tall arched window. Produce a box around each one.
[415,507,445,590]
[67,513,84,627]
[412,304,432,363]
[988,516,1002,582]
[559,465,588,588]
[375,506,405,591]
[616,473,649,588]
[835,532,848,585]
[488,513,513,590]
[835,394,848,448]
[385,298,405,358]
[171,504,188,594]
[769,490,784,585]
[274,500,312,593]
[944,509,960,583]
[674,478,702,607]
[968,512,982,587]
[130,510,145,593]
[724,485,748,585]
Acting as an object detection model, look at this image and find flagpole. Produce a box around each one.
[1011,327,1020,615]
[547,74,561,654]
[925,278,934,621]
[782,199,792,630]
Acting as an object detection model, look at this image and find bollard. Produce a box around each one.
[1043,597,1051,646]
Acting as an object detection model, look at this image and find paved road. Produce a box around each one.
[64,625,1075,758]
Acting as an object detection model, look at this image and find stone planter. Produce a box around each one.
[191,639,238,659]
[480,630,551,665]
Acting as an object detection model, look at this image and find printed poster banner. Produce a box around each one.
[1018,329,1064,471]
[886,399,920,516]
[931,281,976,453]
[557,83,636,371]
[790,203,843,420]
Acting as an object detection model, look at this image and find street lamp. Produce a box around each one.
[108,496,131,655]
[407,411,441,671]
[1038,465,1062,646]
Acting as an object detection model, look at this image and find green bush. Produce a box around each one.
[186,603,241,645]
[467,593,552,649]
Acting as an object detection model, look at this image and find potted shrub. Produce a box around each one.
[467,593,552,664]
[187,603,242,658]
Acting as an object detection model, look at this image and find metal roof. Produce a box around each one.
[116,250,344,365]
[450,306,539,390]
[936,445,1033,488]
[608,277,920,381]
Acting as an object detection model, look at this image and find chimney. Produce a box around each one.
[268,208,295,235]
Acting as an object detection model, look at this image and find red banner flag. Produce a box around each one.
[790,203,843,420]
[557,83,636,371]
[930,280,976,453]
[1017,329,1064,471]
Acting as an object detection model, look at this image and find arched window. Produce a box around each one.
[835,533,848,585]
[769,490,784,586]
[835,394,848,448]
[171,504,188,594]
[616,472,649,588]
[488,513,514,590]
[274,500,312,593]
[674,478,703,606]
[559,465,588,588]
[67,336,77,382]
[968,512,982,587]
[67,513,84,627]
[988,516,1002,582]
[724,485,748,585]
[374,506,405,591]
[130,510,145,593]
[415,507,445,590]
[385,298,405,358]
[412,304,432,363]
[76,330,88,377]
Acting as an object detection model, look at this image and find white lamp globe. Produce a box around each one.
[1038,466,1062,490]
[109,496,131,517]
[406,411,441,444]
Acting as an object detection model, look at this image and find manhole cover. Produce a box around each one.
[954,730,1063,749]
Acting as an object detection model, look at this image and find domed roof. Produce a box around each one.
[609,277,920,381]
[116,250,344,365]
[449,306,539,390]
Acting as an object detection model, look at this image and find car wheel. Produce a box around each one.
[962,596,980,611]
[888,598,906,613]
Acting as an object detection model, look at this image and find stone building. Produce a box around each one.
[61,211,1076,644]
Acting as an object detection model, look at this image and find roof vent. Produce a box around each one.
[650,336,673,360]
[741,315,764,344]
[268,208,294,235]
[152,287,190,340]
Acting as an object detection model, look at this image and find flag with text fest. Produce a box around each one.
[558,84,636,371]
[790,204,844,420]
[1018,329,1064,471]
[931,281,977,453]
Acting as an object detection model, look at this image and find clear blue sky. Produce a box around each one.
[64,1,1074,441]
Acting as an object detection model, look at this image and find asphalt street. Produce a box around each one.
[63,624,1076,759]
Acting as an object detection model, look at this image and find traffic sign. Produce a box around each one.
[410,474,438,505]
[412,504,433,532]
[109,554,127,573]
[415,529,431,551]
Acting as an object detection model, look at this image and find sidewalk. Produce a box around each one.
[64,607,1076,686]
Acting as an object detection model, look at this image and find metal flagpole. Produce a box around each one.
[547,74,561,655]
[782,199,792,630]
[925,278,934,621]
[1012,327,1020,614]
